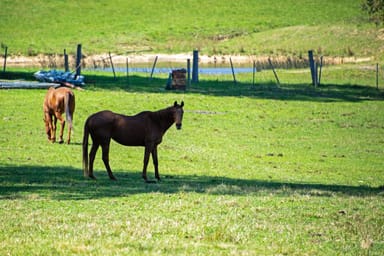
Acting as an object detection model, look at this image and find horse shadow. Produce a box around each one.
[0,164,382,200]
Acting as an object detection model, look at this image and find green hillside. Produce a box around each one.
[1,0,382,60]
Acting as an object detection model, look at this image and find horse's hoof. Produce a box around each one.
[109,176,117,181]
[58,140,64,144]
[88,175,97,180]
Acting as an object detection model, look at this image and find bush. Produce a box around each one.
[362,0,384,26]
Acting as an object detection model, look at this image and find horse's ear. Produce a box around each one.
[181,101,184,107]
[174,101,177,107]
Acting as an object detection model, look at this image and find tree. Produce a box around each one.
[362,0,384,26]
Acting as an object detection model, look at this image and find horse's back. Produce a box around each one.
[86,110,148,146]
[86,110,117,128]
[54,87,74,104]
[55,87,73,95]
[44,87,74,112]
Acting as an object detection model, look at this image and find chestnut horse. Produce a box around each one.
[82,101,184,182]
[43,87,75,144]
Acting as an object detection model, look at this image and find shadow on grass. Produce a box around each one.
[1,70,383,102]
[0,164,382,200]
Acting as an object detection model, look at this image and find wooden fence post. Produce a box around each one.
[308,50,317,86]
[192,50,199,83]
[64,49,69,72]
[318,56,323,86]
[75,44,82,76]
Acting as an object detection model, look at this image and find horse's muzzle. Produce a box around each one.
[176,123,182,130]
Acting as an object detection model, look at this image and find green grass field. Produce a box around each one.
[1,0,383,60]
[1,0,384,255]
[1,68,384,255]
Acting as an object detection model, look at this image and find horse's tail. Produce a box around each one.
[82,118,89,177]
[64,91,75,133]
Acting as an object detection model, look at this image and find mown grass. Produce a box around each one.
[0,68,384,255]
[1,0,382,60]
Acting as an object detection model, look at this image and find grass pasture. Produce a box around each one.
[1,0,384,254]
[1,69,384,255]
[1,0,383,60]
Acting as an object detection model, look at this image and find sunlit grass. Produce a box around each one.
[0,68,384,254]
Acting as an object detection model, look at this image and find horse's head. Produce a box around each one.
[173,101,184,130]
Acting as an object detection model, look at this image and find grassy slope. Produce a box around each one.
[1,0,382,59]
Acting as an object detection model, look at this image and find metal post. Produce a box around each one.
[229,57,237,85]
[109,52,116,79]
[268,58,280,86]
[149,56,158,81]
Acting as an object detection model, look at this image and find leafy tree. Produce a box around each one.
[362,0,384,26]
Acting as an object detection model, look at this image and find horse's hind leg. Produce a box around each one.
[101,141,116,180]
[45,114,54,142]
[88,143,99,179]
[51,115,57,142]
[55,111,65,144]
[142,146,151,182]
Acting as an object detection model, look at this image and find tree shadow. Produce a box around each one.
[0,164,382,200]
[1,70,383,102]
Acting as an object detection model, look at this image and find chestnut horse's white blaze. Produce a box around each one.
[82,101,184,182]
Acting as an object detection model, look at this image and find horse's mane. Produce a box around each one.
[150,106,174,122]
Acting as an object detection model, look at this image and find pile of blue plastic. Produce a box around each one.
[34,70,85,86]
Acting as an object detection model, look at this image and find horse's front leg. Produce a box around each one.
[101,141,116,180]
[152,146,160,181]
[142,145,152,182]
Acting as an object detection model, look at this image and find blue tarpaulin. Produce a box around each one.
[34,70,85,86]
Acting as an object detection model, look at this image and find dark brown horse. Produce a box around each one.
[43,87,75,144]
[82,101,184,181]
